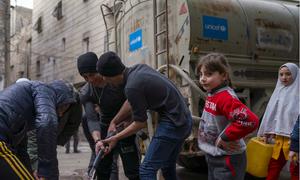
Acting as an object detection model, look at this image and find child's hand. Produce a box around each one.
[215,137,240,153]
[262,133,275,144]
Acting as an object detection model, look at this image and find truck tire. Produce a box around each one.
[177,153,207,172]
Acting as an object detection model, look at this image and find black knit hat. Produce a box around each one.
[77,52,98,75]
[97,51,125,77]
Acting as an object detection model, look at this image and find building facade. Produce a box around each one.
[9,6,32,84]
[0,0,10,89]
[31,0,110,85]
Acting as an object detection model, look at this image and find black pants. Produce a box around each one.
[82,116,120,179]
[14,135,33,173]
[82,115,96,173]
[65,131,79,153]
[0,141,34,180]
[96,125,140,180]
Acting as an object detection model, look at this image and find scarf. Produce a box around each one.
[257,63,299,137]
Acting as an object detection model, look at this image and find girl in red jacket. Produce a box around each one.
[196,53,259,180]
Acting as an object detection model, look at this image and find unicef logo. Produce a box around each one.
[130,36,141,45]
[129,28,143,51]
[203,16,228,40]
[220,25,226,32]
[205,24,227,32]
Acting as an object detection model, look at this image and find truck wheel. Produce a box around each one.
[177,154,208,172]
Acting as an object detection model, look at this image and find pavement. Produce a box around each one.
[57,141,182,180]
[57,140,291,180]
[57,141,91,180]
[58,141,128,180]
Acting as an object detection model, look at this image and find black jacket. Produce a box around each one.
[0,80,76,179]
[79,83,102,133]
[79,83,126,134]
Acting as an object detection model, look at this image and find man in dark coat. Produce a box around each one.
[26,93,82,175]
[0,80,79,180]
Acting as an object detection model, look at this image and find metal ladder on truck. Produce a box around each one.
[100,4,117,52]
[101,0,150,53]
[153,0,170,77]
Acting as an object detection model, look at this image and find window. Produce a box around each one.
[48,56,56,64]
[26,39,31,77]
[52,1,63,20]
[82,32,90,52]
[18,71,24,77]
[62,38,66,51]
[33,16,42,33]
[83,37,89,52]
[36,60,41,77]
[16,44,19,53]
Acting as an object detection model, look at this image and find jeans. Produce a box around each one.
[139,115,192,180]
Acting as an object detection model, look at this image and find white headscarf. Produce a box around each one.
[258,63,299,137]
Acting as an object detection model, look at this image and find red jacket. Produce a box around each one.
[198,86,259,156]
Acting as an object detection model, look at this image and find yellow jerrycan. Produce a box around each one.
[246,137,274,178]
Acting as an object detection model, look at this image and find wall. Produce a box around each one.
[9,6,32,84]
[31,0,110,84]
[0,0,10,89]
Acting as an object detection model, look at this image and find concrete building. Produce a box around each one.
[31,0,110,85]
[9,6,32,84]
[0,0,11,89]
[10,5,32,36]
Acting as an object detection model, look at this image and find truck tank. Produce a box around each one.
[101,0,299,171]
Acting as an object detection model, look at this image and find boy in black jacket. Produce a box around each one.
[77,52,140,180]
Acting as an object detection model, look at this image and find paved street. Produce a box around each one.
[58,141,91,180]
[58,141,207,180]
[58,141,290,180]
[58,140,132,180]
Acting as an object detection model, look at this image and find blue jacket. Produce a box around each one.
[0,80,76,179]
[290,116,299,153]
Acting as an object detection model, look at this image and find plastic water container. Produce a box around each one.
[246,137,274,177]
